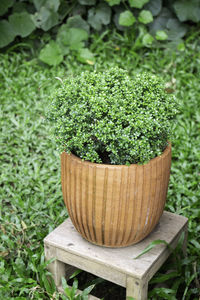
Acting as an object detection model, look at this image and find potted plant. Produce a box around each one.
[47,67,178,247]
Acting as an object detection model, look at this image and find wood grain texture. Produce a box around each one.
[61,144,171,247]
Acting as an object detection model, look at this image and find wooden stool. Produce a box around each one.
[44,211,188,300]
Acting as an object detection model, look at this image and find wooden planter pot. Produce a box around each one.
[61,144,171,247]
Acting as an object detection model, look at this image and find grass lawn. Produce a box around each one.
[0,31,200,299]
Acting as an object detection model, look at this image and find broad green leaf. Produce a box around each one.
[57,26,88,52]
[173,0,200,22]
[142,33,154,46]
[88,3,111,31]
[134,240,170,259]
[46,0,60,12]
[0,20,15,48]
[96,3,111,25]
[129,0,149,9]
[33,0,46,11]
[106,0,121,6]
[77,48,95,64]
[67,28,88,50]
[32,7,59,31]
[155,30,168,41]
[39,41,63,66]
[67,15,90,33]
[78,0,96,4]
[138,10,153,24]
[9,12,36,38]
[88,8,102,31]
[33,0,60,12]
[12,2,29,13]
[0,0,14,16]
[149,8,172,34]
[119,11,136,26]
[144,0,162,16]
[166,18,188,40]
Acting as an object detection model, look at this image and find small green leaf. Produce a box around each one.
[0,0,14,16]
[138,10,153,24]
[142,33,154,46]
[0,20,15,48]
[134,239,170,259]
[39,41,63,66]
[173,0,200,22]
[129,0,149,9]
[9,12,36,38]
[77,48,95,64]
[119,10,136,26]
[155,30,168,40]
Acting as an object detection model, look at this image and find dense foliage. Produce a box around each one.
[48,68,177,164]
[0,0,200,65]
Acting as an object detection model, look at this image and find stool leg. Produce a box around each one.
[44,244,66,286]
[126,276,148,300]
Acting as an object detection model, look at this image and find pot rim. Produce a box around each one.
[62,142,171,169]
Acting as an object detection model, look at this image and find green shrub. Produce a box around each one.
[47,67,178,165]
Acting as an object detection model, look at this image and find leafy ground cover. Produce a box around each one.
[0,30,200,299]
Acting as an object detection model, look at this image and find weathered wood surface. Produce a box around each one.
[44,211,187,281]
[44,211,188,300]
[61,144,171,247]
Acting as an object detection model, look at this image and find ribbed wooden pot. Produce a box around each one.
[61,144,171,247]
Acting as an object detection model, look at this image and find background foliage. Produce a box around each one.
[0,0,200,65]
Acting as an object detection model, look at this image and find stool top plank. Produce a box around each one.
[44,211,187,281]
